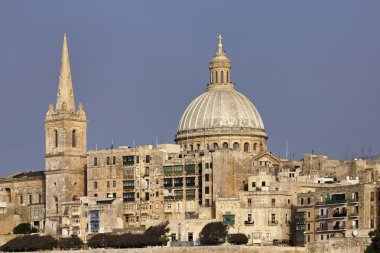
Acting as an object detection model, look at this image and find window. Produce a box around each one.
[301,198,304,205]
[107,181,110,188]
[221,71,224,83]
[321,235,323,241]
[54,129,58,148]
[227,71,229,82]
[113,156,116,165]
[20,195,23,205]
[233,142,239,150]
[216,71,218,83]
[205,174,210,182]
[307,197,311,204]
[252,182,256,187]
[171,233,176,241]
[205,187,210,194]
[371,192,374,201]
[38,194,42,204]
[113,181,116,188]
[244,143,249,152]
[123,156,134,165]
[308,223,310,230]
[213,142,218,149]
[205,199,210,207]
[94,181,98,189]
[253,143,257,151]
[188,232,193,241]
[190,144,194,151]
[271,213,276,223]
[146,155,150,163]
[262,181,266,187]
[93,157,98,166]
[106,157,110,165]
[29,195,33,204]
[72,130,76,147]
[223,142,228,149]
[271,198,275,205]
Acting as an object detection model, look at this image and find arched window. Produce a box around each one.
[54,129,58,148]
[244,142,249,152]
[72,130,76,147]
[221,71,224,83]
[211,72,213,83]
[196,144,200,151]
[253,143,257,151]
[223,142,228,149]
[94,181,98,189]
[227,71,229,82]
[233,142,239,150]
[215,71,218,83]
[190,144,194,152]
[213,142,218,150]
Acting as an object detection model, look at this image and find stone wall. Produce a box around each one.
[307,237,370,253]
[10,246,306,253]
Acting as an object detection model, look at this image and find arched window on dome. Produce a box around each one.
[54,129,58,148]
[227,71,229,83]
[221,71,224,83]
[244,142,249,152]
[210,71,213,83]
[233,142,239,150]
[223,142,228,149]
[213,142,218,150]
[215,71,218,83]
[72,129,76,148]
[253,143,257,151]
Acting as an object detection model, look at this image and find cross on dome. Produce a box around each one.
[217,34,223,53]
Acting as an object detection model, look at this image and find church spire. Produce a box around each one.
[56,33,75,112]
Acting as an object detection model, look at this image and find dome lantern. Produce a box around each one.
[208,34,233,89]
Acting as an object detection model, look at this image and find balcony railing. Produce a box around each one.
[268,220,278,226]
[316,199,347,206]
[244,220,254,226]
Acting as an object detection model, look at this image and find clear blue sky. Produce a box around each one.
[1,1,380,176]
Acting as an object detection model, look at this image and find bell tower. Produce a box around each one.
[44,33,87,235]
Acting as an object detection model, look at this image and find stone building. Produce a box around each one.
[294,183,378,246]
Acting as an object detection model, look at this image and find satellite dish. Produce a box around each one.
[352,230,358,237]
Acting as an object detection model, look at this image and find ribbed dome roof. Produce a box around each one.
[177,86,265,133]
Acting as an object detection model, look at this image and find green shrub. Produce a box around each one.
[0,234,57,252]
[87,222,169,249]
[228,233,248,245]
[58,236,84,250]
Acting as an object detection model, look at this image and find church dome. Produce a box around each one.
[175,35,267,152]
[177,87,265,134]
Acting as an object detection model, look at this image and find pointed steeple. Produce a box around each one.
[56,33,75,112]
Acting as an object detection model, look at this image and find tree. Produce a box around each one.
[228,233,248,245]
[58,236,84,250]
[199,222,228,245]
[13,223,38,234]
[365,228,380,253]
